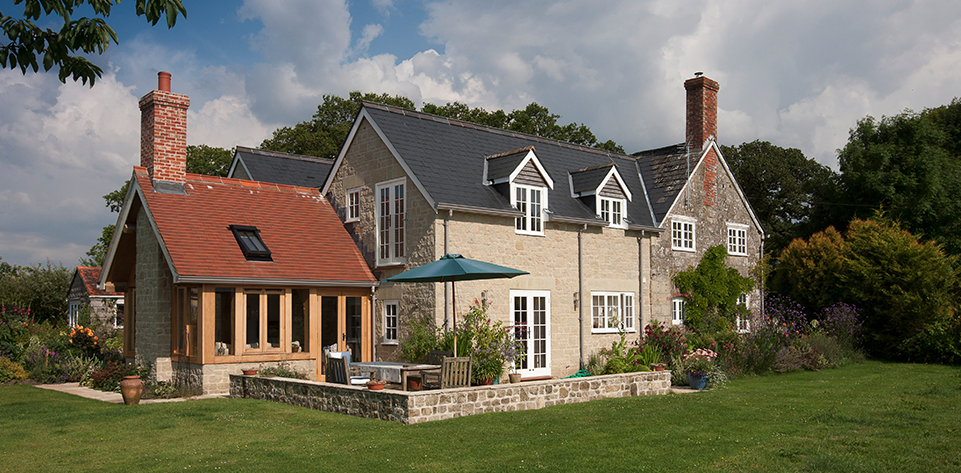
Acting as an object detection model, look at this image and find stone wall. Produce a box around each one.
[135,208,173,382]
[230,371,671,424]
[175,359,315,395]
[650,146,763,323]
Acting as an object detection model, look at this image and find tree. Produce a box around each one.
[673,245,755,332]
[261,92,415,158]
[720,140,837,256]
[263,93,624,158]
[771,213,960,361]
[1,0,186,86]
[0,259,72,323]
[185,145,232,177]
[837,102,961,255]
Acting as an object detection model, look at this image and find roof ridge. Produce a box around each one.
[485,145,535,160]
[184,172,321,196]
[361,101,631,160]
[235,146,334,164]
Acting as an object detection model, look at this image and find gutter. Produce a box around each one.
[173,276,380,288]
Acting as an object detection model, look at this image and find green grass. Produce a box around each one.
[2,361,960,472]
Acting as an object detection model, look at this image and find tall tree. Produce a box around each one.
[837,101,961,254]
[261,92,415,158]
[0,259,72,322]
[720,140,837,256]
[1,0,186,85]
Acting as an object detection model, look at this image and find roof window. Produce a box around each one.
[229,225,272,261]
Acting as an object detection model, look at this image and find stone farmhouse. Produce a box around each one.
[102,72,761,392]
[311,73,762,380]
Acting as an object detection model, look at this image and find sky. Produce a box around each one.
[1,0,960,268]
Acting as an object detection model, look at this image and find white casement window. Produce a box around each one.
[727,224,748,256]
[346,187,361,222]
[672,297,686,325]
[68,301,81,326]
[736,294,751,333]
[591,292,635,333]
[383,301,399,344]
[598,197,627,228]
[376,178,406,266]
[512,184,546,235]
[511,290,551,378]
[671,217,695,252]
[113,300,124,329]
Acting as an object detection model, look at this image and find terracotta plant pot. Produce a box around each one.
[366,381,386,390]
[480,378,495,386]
[651,363,666,372]
[119,376,143,405]
[242,369,258,376]
[508,373,522,383]
[408,379,422,390]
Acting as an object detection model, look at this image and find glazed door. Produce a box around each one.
[510,290,551,378]
[319,295,370,378]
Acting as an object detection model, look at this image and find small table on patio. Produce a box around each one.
[352,362,441,391]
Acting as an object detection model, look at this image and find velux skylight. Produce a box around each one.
[229,225,272,261]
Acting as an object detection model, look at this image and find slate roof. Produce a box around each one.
[485,147,533,183]
[106,167,376,286]
[232,146,334,188]
[354,103,660,229]
[633,143,695,223]
[75,267,121,297]
[570,163,616,196]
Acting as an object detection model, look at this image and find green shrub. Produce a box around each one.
[0,356,28,382]
[400,314,442,364]
[258,361,308,379]
[89,361,147,392]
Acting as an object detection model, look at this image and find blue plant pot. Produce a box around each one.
[688,372,708,390]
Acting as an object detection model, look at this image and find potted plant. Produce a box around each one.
[291,341,301,353]
[242,369,258,376]
[366,379,386,390]
[683,348,717,390]
[504,324,527,383]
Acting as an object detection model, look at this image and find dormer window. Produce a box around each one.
[570,163,631,229]
[229,225,272,261]
[484,146,553,236]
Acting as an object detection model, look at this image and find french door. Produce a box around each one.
[510,290,551,378]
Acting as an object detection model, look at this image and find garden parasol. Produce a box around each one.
[385,254,529,356]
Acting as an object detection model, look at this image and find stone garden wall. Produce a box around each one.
[230,371,671,424]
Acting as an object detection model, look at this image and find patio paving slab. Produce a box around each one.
[35,383,227,404]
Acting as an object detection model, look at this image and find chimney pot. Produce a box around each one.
[158,71,171,92]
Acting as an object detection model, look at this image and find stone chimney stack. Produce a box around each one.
[139,71,189,192]
[684,72,719,150]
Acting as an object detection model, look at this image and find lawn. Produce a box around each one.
[1,361,959,472]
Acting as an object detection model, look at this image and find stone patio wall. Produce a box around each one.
[229,370,671,424]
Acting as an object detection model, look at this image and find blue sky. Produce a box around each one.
[1,0,960,267]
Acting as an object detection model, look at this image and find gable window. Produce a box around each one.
[346,187,361,222]
[376,179,406,266]
[513,184,545,235]
[229,225,271,261]
[727,224,748,256]
[599,197,627,228]
[383,301,399,344]
[671,218,695,252]
[736,294,751,333]
[591,292,635,333]
[672,297,686,325]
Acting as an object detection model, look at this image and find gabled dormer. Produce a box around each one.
[569,163,632,228]
[484,146,554,235]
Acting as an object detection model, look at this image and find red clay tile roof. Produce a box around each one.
[132,167,376,284]
[77,267,121,296]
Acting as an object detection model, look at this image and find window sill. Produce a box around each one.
[591,328,637,334]
[671,247,696,253]
[381,341,399,346]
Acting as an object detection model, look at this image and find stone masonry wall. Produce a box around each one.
[175,359,315,395]
[650,146,763,323]
[135,208,173,382]
[230,370,671,424]
[326,117,655,376]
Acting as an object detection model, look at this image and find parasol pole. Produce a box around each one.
[451,280,457,357]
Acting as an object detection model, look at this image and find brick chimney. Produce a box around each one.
[684,73,719,150]
[139,71,189,192]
